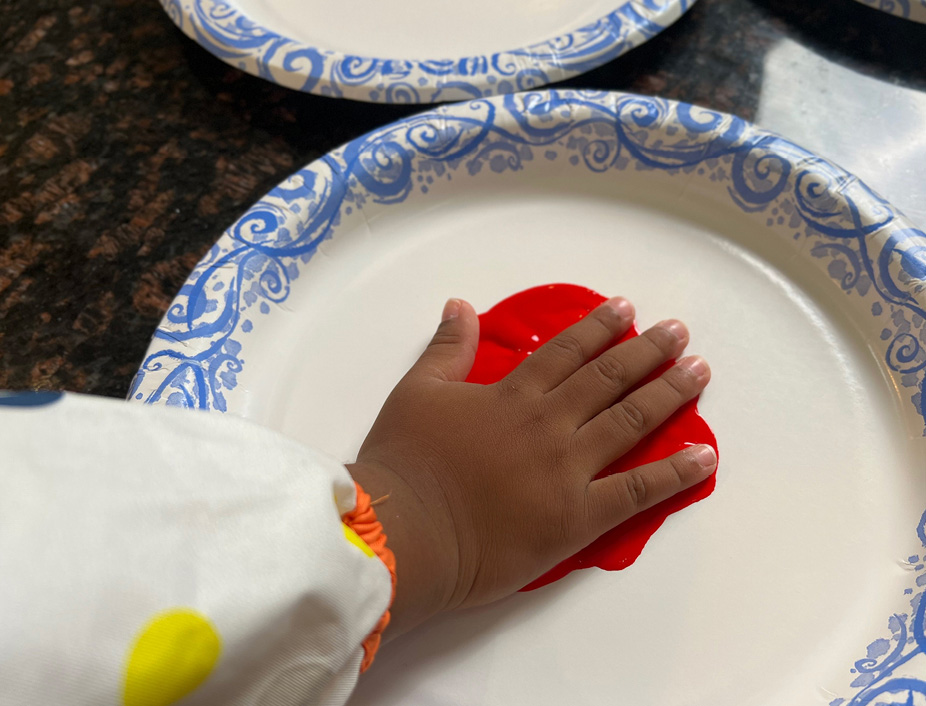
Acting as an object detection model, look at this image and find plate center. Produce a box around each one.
[233,174,923,703]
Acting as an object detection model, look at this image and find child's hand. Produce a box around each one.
[348,297,714,637]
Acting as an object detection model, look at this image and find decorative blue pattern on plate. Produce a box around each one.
[131,90,926,698]
[159,0,695,103]
[853,0,926,23]
[131,90,926,430]
[827,509,926,706]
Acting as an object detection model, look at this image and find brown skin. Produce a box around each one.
[348,296,715,638]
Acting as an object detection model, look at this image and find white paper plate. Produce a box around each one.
[853,0,926,23]
[158,0,695,103]
[131,90,926,704]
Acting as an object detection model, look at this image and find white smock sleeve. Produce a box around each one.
[0,391,392,706]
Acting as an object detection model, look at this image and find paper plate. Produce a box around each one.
[158,0,695,103]
[131,90,926,704]
[853,0,926,23]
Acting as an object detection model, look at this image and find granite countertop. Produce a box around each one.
[1,0,924,398]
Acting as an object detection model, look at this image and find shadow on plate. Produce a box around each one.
[350,576,581,704]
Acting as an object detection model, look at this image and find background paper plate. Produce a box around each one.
[131,91,926,704]
[853,0,926,23]
[158,0,695,103]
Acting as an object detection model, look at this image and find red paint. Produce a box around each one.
[464,284,718,591]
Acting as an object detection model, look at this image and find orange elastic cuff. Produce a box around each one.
[343,481,397,673]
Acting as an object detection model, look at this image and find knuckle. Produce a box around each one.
[547,436,576,471]
[519,401,570,444]
[610,399,648,436]
[429,323,461,348]
[591,354,630,391]
[522,400,552,432]
[667,453,691,486]
[622,472,648,510]
[661,368,692,397]
[646,325,680,354]
[589,308,621,335]
[494,376,525,401]
[546,333,585,365]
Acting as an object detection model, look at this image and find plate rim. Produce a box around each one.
[158,0,695,103]
[130,89,926,433]
[129,88,926,702]
[852,0,926,24]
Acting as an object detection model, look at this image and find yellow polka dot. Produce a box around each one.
[343,522,375,557]
[123,609,221,706]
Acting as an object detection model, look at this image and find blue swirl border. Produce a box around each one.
[130,90,926,698]
[159,0,695,103]
[829,509,926,706]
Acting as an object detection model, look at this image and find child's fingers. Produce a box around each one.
[585,445,717,535]
[407,299,480,383]
[507,297,635,393]
[550,320,688,425]
[576,356,711,472]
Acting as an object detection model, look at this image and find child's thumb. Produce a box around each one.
[410,299,480,383]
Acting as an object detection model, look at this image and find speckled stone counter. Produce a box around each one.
[1,0,924,397]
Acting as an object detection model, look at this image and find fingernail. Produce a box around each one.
[605,296,634,320]
[655,319,687,341]
[691,444,717,471]
[442,298,461,322]
[678,355,710,380]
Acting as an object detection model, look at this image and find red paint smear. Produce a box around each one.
[464,283,718,591]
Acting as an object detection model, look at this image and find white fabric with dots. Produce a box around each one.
[0,393,391,706]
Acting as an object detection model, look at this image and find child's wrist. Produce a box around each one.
[346,459,459,637]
